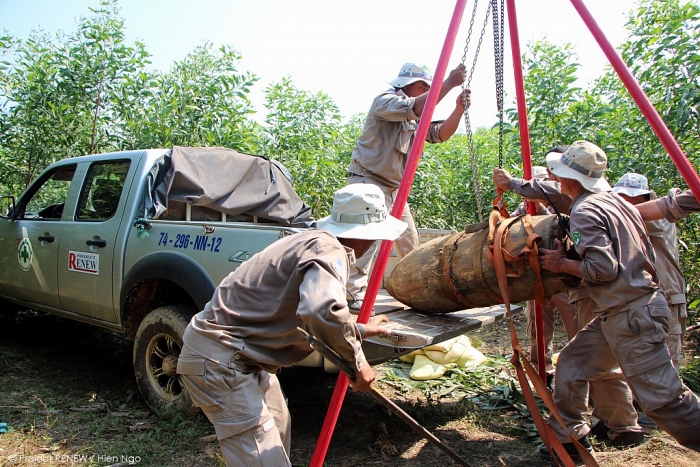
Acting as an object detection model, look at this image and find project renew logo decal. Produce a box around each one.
[68,251,100,275]
[17,237,34,271]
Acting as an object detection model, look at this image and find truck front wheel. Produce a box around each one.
[133,305,198,417]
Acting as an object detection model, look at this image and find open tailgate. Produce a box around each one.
[359,291,522,365]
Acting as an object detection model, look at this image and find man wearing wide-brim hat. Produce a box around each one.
[537,140,700,461]
[177,183,407,467]
[344,62,469,312]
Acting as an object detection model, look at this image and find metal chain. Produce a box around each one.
[460,0,480,69]
[461,0,492,222]
[492,0,505,169]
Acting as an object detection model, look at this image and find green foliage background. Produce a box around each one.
[2,0,700,307]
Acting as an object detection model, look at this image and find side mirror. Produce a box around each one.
[0,195,16,220]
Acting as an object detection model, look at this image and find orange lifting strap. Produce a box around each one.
[488,192,598,467]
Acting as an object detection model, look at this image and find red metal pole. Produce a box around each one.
[309,1,469,465]
[570,0,700,200]
[506,0,546,382]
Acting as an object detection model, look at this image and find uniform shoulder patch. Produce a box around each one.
[571,230,581,247]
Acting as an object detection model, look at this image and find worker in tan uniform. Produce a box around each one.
[613,173,687,368]
[494,149,643,449]
[537,141,700,461]
[345,62,469,311]
[508,164,578,374]
[637,186,700,220]
[176,184,407,467]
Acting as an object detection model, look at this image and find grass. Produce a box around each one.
[0,309,220,467]
[378,355,545,445]
[4,308,700,466]
[0,393,217,467]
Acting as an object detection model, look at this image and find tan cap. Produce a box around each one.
[546,141,611,193]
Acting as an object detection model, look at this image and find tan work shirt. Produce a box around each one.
[655,187,700,222]
[569,191,659,313]
[184,230,367,373]
[347,88,445,189]
[510,178,574,215]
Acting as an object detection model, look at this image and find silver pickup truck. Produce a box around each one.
[0,146,516,415]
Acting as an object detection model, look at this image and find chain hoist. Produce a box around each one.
[461,0,492,221]
[492,0,505,169]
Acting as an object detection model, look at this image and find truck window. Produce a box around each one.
[21,165,77,220]
[77,161,131,221]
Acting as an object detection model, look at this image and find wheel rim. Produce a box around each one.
[145,332,184,402]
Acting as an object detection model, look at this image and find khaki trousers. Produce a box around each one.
[178,349,291,467]
[570,296,640,439]
[668,303,686,368]
[551,294,700,451]
[345,175,418,300]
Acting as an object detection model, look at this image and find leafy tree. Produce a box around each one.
[505,40,590,159]
[261,78,349,217]
[0,0,149,194]
[116,42,260,152]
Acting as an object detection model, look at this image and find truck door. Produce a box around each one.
[0,164,77,309]
[57,160,131,323]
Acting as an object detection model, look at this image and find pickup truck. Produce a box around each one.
[0,146,517,416]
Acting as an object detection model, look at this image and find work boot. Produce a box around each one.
[607,430,644,448]
[590,421,644,447]
[589,420,610,440]
[546,372,555,391]
[538,434,594,463]
[636,412,655,428]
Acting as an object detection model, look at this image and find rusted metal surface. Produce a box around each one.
[386,215,580,313]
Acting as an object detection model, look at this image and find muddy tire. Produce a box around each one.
[133,305,199,417]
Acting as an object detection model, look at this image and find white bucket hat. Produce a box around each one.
[531,166,548,181]
[389,63,433,89]
[316,184,408,240]
[546,140,612,193]
[613,173,651,197]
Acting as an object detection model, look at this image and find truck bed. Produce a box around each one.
[356,291,521,366]
[296,290,521,369]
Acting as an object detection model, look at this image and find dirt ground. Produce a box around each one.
[1,307,700,467]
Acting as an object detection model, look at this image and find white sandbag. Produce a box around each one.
[425,340,468,364]
[398,348,425,363]
[422,337,459,353]
[409,355,456,380]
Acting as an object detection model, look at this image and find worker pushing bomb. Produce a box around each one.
[494,149,645,450]
[535,141,700,460]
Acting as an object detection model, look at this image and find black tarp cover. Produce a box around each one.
[143,146,313,227]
